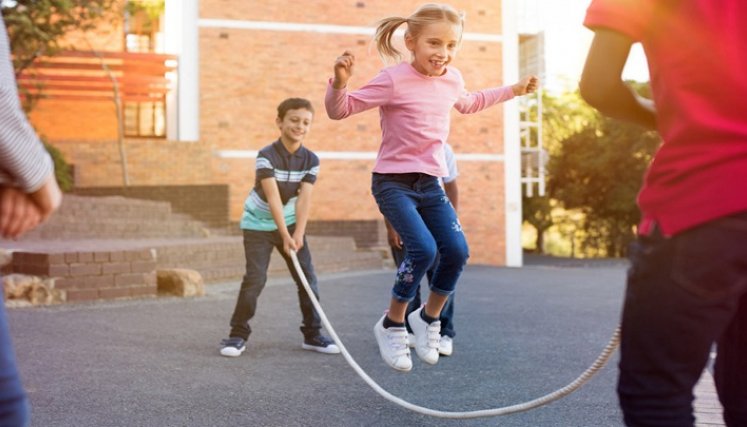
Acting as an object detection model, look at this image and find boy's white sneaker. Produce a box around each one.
[373,314,412,372]
[439,335,453,356]
[407,307,440,365]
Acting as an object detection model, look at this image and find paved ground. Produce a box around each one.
[8,257,724,427]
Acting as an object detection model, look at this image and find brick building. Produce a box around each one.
[26,0,526,266]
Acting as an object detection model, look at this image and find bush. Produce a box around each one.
[42,140,73,192]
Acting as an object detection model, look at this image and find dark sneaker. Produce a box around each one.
[302,335,341,354]
[220,337,246,357]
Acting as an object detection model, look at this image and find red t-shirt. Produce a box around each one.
[585,0,747,236]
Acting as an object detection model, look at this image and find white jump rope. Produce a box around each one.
[290,250,621,419]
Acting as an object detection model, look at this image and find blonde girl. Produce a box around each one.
[325,3,537,372]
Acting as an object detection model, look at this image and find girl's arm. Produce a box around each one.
[325,53,393,120]
[454,75,538,114]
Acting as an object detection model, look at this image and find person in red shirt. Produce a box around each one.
[580,1,747,426]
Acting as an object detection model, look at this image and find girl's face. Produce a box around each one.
[405,20,461,77]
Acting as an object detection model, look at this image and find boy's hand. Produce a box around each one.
[333,50,355,89]
[292,230,305,251]
[512,76,539,96]
[282,233,298,255]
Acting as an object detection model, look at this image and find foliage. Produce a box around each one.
[42,139,73,192]
[2,0,116,76]
[547,96,660,257]
[523,85,660,258]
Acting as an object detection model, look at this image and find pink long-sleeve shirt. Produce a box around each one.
[325,62,514,177]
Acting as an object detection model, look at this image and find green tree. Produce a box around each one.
[548,110,660,257]
[1,0,116,77]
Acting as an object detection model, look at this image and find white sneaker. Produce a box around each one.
[408,333,415,349]
[407,307,440,365]
[373,314,412,372]
[439,335,453,356]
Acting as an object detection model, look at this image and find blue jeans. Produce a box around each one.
[228,226,322,340]
[371,172,469,302]
[390,246,456,337]
[618,212,747,427]
[0,289,30,427]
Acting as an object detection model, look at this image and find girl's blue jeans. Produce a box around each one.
[371,172,469,302]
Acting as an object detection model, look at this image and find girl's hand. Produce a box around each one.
[512,76,539,96]
[333,50,355,89]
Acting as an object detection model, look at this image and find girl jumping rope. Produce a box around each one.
[325,3,538,372]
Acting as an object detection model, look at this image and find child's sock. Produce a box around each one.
[420,308,438,324]
[383,316,405,329]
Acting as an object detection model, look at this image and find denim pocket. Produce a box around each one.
[670,218,747,299]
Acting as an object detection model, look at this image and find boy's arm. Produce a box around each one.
[291,182,314,250]
[579,28,657,129]
[260,177,296,254]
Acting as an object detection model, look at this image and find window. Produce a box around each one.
[124,101,166,138]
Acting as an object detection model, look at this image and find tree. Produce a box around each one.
[548,110,660,257]
[1,0,116,77]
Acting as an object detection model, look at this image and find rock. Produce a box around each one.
[3,274,65,306]
[157,269,204,297]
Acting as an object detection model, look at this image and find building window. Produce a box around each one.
[124,101,166,138]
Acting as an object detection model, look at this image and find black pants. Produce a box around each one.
[228,226,321,340]
[619,212,747,426]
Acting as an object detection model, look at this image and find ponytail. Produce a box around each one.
[373,17,408,63]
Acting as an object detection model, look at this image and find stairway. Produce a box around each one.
[2,195,387,303]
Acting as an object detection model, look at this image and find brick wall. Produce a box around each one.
[11,249,157,303]
[27,1,510,266]
[200,1,508,265]
[48,138,213,187]
[74,185,231,228]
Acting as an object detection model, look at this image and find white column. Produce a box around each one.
[164,0,199,141]
[502,0,523,267]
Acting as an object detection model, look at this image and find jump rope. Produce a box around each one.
[289,250,621,419]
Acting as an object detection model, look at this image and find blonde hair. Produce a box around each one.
[373,3,465,63]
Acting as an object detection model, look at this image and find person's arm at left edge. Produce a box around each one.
[579,28,656,129]
[292,181,313,250]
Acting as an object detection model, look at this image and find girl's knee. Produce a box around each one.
[443,241,469,265]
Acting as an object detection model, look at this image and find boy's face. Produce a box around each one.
[276,108,313,145]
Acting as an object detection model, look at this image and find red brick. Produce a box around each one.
[69,263,102,277]
[109,251,125,262]
[93,252,110,262]
[130,261,156,274]
[101,262,131,275]
[114,273,144,287]
[77,252,94,263]
[64,252,78,263]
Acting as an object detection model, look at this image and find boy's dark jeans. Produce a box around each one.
[228,226,322,341]
[619,212,747,427]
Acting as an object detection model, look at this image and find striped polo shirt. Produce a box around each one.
[240,140,320,231]
[0,18,54,192]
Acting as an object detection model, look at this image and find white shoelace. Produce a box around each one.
[386,328,410,357]
[426,322,441,350]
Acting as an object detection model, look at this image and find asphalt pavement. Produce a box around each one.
[10,259,630,427]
